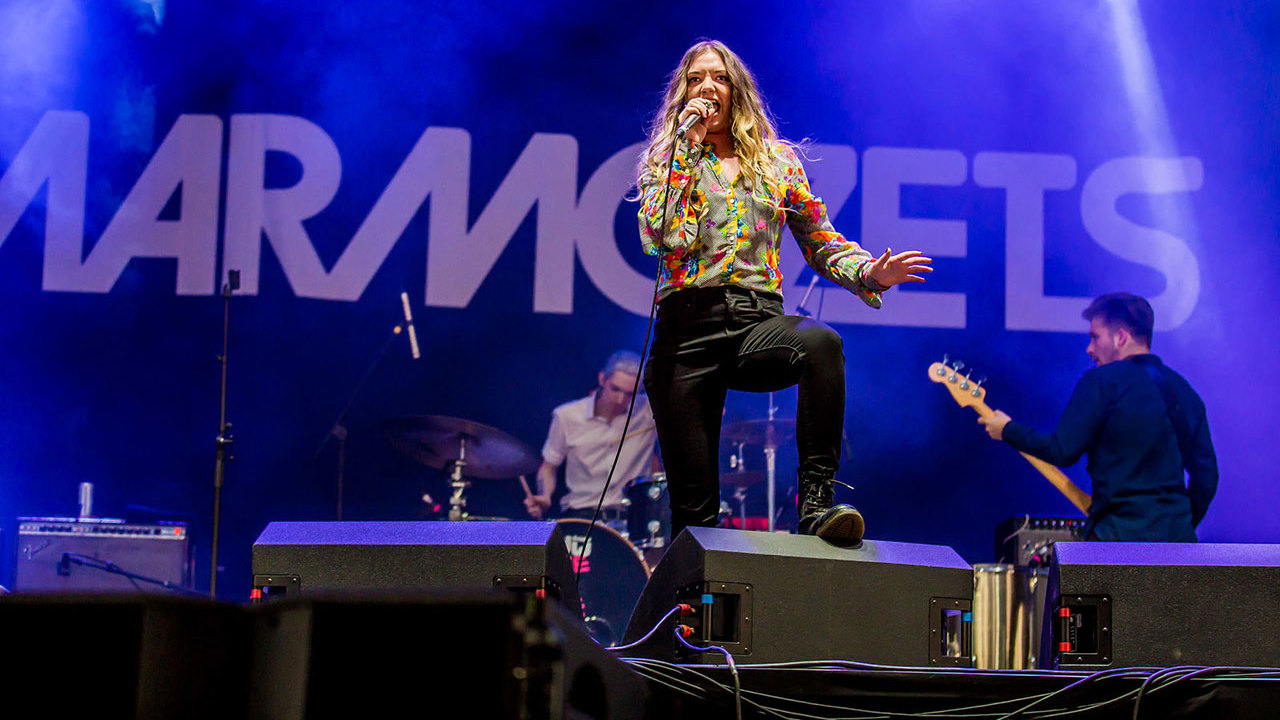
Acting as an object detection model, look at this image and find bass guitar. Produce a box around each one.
[928,360,1091,515]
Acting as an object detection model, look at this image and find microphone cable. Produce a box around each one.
[607,603,693,653]
[574,132,686,590]
[674,628,742,720]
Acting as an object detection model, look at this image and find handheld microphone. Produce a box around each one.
[676,101,719,137]
[399,292,420,360]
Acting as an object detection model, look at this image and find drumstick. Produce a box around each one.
[518,475,535,498]
[622,426,654,441]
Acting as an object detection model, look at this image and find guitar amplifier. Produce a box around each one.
[995,515,1085,567]
[15,517,190,592]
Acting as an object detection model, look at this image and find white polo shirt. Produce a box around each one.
[542,393,657,512]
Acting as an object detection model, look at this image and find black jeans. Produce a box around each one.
[643,285,846,540]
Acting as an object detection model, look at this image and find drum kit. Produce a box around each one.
[380,409,796,646]
[382,415,542,521]
[721,414,795,532]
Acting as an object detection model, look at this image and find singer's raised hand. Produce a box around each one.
[866,248,934,289]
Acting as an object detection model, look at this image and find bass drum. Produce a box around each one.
[556,518,650,647]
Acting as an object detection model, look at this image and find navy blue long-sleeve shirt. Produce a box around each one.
[1002,354,1218,542]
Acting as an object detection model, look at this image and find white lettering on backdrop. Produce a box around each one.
[0,111,1203,330]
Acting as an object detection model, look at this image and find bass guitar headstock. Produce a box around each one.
[927,355,987,410]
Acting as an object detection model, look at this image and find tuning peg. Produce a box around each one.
[947,359,964,382]
[960,369,973,391]
[935,354,950,377]
[970,376,987,397]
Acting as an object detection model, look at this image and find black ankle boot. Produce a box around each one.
[797,474,864,548]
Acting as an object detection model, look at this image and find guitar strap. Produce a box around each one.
[1136,358,1194,472]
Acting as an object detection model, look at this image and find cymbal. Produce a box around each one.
[383,415,540,479]
[720,418,796,446]
[720,470,766,488]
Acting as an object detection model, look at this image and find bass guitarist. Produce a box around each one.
[978,293,1218,542]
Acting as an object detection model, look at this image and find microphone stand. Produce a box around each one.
[210,269,239,599]
[794,275,821,318]
[313,293,420,520]
[314,330,398,520]
[61,553,207,598]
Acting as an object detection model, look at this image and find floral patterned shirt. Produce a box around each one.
[638,139,885,306]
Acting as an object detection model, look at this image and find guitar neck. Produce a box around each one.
[970,399,1092,515]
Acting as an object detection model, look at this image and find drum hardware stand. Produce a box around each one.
[731,485,749,531]
[313,293,420,520]
[446,436,471,521]
[210,269,239,598]
[729,440,747,471]
[727,441,754,531]
[764,392,779,532]
[382,415,539,522]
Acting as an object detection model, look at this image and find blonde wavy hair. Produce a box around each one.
[637,40,791,195]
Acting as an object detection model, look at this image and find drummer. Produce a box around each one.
[524,351,661,524]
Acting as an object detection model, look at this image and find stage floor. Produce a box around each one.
[623,661,1280,720]
[3,591,1279,718]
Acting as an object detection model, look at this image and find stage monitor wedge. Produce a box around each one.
[0,594,251,717]
[251,521,581,614]
[623,527,973,666]
[250,593,647,719]
[1046,541,1280,669]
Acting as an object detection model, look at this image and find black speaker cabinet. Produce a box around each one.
[250,593,647,719]
[251,521,581,613]
[0,594,251,717]
[1045,542,1280,669]
[622,527,973,666]
[14,518,190,592]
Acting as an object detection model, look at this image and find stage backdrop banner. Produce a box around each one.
[2,1,1277,595]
